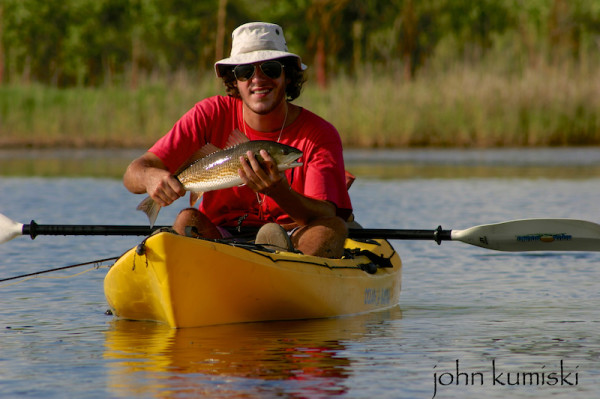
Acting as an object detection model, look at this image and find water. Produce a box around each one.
[1,149,599,398]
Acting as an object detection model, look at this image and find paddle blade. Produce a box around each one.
[451,218,600,252]
[0,213,24,244]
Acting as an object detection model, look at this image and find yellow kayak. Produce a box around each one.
[104,231,401,328]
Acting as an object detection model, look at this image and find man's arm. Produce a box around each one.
[123,152,185,207]
[266,177,336,226]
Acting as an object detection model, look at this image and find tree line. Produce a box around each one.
[1,0,599,88]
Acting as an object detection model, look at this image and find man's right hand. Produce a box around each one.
[123,152,185,206]
[144,169,185,206]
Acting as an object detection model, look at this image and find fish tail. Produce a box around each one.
[136,195,161,227]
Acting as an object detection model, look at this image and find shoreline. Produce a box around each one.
[2,138,600,151]
[2,147,599,180]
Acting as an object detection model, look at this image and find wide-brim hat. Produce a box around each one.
[215,22,307,77]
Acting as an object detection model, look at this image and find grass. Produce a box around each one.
[301,62,600,147]
[1,61,599,148]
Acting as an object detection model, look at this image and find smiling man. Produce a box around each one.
[123,22,352,258]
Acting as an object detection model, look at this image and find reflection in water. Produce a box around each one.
[104,308,401,398]
[0,149,136,178]
[348,163,600,179]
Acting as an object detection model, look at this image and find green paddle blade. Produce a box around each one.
[451,218,600,252]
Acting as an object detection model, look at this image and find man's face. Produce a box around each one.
[234,61,288,116]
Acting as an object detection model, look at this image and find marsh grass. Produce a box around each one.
[302,62,600,147]
[0,75,221,147]
[1,62,599,148]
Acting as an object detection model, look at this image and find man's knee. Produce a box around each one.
[173,208,221,239]
[291,216,348,258]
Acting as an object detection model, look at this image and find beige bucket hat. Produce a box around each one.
[215,22,307,77]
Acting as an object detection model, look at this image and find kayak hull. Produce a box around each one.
[104,232,401,328]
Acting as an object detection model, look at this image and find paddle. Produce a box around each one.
[1,212,599,251]
[350,218,600,252]
[0,214,159,243]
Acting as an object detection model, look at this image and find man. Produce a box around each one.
[123,22,351,258]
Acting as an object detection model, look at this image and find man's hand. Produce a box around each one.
[145,169,186,206]
[123,152,185,205]
[238,149,283,194]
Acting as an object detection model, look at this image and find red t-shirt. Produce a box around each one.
[149,95,352,227]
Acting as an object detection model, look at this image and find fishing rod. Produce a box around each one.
[0,257,118,283]
[2,212,599,252]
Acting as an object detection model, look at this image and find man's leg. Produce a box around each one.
[291,216,348,258]
[172,208,222,239]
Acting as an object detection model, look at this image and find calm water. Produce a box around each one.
[1,149,599,398]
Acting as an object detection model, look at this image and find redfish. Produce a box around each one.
[137,130,303,226]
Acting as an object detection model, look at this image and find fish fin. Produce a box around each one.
[175,129,247,174]
[189,191,204,207]
[225,128,250,148]
[196,143,222,158]
[173,143,223,175]
[136,195,161,227]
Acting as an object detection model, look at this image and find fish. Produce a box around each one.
[137,129,303,226]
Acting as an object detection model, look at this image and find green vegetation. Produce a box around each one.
[304,62,600,147]
[1,61,598,148]
[0,78,221,147]
[0,0,599,147]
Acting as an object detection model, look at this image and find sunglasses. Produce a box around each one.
[233,61,284,82]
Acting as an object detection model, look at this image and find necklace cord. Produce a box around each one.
[242,103,289,143]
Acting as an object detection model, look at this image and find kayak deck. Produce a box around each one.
[104,232,401,328]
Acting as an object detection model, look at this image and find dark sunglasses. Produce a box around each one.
[233,61,284,82]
